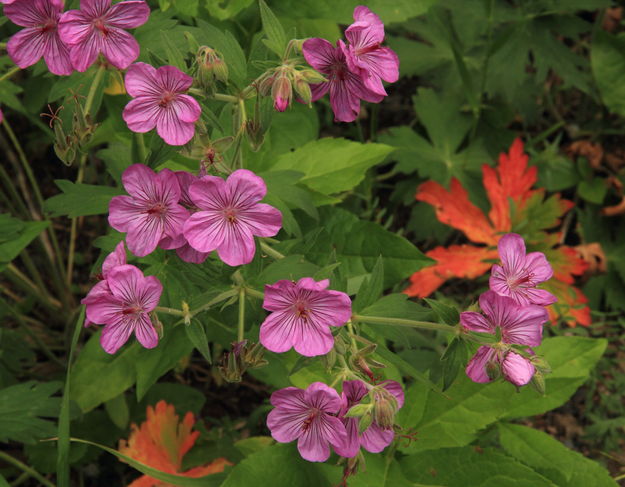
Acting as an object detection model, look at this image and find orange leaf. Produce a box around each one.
[119,400,232,487]
[545,280,592,327]
[416,180,497,245]
[483,138,538,232]
[404,245,498,297]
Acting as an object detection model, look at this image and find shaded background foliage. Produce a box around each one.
[1,0,625,485]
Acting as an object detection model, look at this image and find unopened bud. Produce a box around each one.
[371,387,399,429]
[218,340,267,383]
[357,412,373,434]
[196,46,228,90]
[271,73,292,112]
[257,72,276,96]
[294,77,312,105]
[486,357,502,381]
[530,370,546,395]
[300,69,327,84]
[530,355,551,374]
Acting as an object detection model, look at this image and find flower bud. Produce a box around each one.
[196,46,228,90]
[300,69,327,84]
[218,340,267,383]
[371,387,399,429]
[357,411,373,434]
[271,73,292,112]
[294,77,312,106]
[486,356,502,381]
[530,370,546,395]
[530,355,551,374]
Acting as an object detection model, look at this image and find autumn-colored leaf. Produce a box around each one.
[544,279,592,327]
[119,400,232,487]
[483,138,538,232]
[416,180,497,245]
[404,245,497,297]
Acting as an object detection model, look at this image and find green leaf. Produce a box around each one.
[44,181,122,218]
[592,30,625,117]
[349,452,422,487]
[439,337,468,392]
[160,30,186,69]
[69,437,227,486]
[353,256,385,311]
[185,319,212,364]
[206,0,254,20]
[104,393,129,430]
[259,0,287,57]
[399,336,606,453]
[70,333,138,413]
[577,178,607,204]
[288,208,432,289]
[0,381,62,444]
[424,298,459,326]
[400,446,556,486]
[271,138,394,197]
[0,214,48,268]
[498,424,617,487]
[221,443,341,487]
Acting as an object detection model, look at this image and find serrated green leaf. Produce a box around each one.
[400,446,556,486]
[353,256,384,311]
[400,336,606,454]
[0,381,62,444]
[498,424,617,487]
[271,138,394,196]
[0,215,48,268]
[44,181,122,218]
[185,319,212,364]
[424,298,459,326]
[259,0,287,57]
[592,30,625,117]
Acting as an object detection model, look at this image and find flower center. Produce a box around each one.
[159,92,176,108]
[507,271,534,289]
[293,301,310,320]
[40,19,57,34]
[223,208,238,224]
[356,44,380,56]
[301,408,320,432]
[146,203,167,216]
[122,305,143,316]
[93,18,109,35]
[330,62,347,81]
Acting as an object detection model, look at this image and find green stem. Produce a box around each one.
[84,64,106,116]
[189,288,239,318]
[238,287,245,342]
[352,314,456,333]
[0,450,56,487]
[154,306,185,317]
[135,132,147,163]
[259,240,285,260]
[244,288,264,300]
[0,65,20,83]
[56,307,84,487]
[212,93,239,103]
[6,264,61,311]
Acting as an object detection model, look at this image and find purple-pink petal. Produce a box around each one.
[360,423,394,453]
[100,27,140,69]
[466,346,496,384]
[175,244,209,264]
[123,97,160,133]
[501,351,535,386]
[124,62,161,97]
[225,169,268,205]
[215,221,257,266]
[460,310,494,334]
[7,28,45,69]
[101,241,127,277]
[100,320,134,354]
[106,0,150,29]
[302,37,335,72]
[156,110,196,146]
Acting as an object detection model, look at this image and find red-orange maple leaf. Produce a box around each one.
[118,400,232,487]
[405,245,498,298]
[407,138,592,326]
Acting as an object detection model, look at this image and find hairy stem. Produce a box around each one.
[259,240,285,260]
[352,314,456,333]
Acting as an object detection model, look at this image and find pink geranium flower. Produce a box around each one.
[259,278,352,357]
[183,169,282,267]
[81,264,162,354]
[122,62,201,146]
[58,0,150,72]
[461,290,548,386]
[302,37,383,123]
[5,0,73,76]
[266,382,347,462]
[342,6,399,96]
[334,380,404,458]
[82,241,127,327]
[490,233,557,306]
[171,171,209,264]
[108,164,189,257]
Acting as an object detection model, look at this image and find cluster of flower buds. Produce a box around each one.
[461,234,556,389]
[195,46,229,92]
[257,63,326,112]
[218,340,268,383]
[51,98,98,166]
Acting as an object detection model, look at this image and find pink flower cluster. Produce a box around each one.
[3,0,149,75]
[461,234,556,386]
[81,242,163,354]
[108,165,282,267]
[267,380,404,462]
[302,6,398,122]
